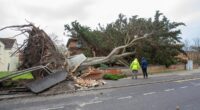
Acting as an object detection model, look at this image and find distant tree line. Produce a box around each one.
[183,38,200,64]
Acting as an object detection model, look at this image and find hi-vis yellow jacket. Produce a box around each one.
[130,58,141,70]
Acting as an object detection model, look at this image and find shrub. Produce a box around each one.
[103,73,126,80]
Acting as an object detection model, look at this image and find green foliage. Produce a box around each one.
[0,71,10,78]
[65,11,185,67]
[136,11,185,67]
[103,74,126,80]
[65,21,110,56]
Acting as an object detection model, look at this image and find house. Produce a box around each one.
[0,38,19,71]
[66,37,83,56]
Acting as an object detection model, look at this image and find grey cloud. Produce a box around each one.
[172,0,200,18]
[0,1,15,24]
[18,0,95,21]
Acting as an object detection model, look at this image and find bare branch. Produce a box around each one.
[80,32,153,66]
[0,24,32,31]
[106,33,153,59]
[8,31,27,39]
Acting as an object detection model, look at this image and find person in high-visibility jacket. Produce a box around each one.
[130,58,140,79]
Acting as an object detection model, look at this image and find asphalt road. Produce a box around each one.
[1,74,200,110]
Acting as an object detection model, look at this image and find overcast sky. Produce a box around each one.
[0,0,200,45]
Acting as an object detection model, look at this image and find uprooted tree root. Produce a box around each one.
[0,23,65,79]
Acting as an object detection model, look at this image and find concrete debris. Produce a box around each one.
[67,54,87,69]
[74,77,106,89]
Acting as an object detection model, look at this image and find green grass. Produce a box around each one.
[0,71,34,80]
[0,71,10,78]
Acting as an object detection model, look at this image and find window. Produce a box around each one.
[76,41,82,48]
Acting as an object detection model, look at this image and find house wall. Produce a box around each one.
[148,64,186,73]
[0,41,19,71]
[0,42,5,70]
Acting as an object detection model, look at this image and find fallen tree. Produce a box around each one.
[0,23,153,78]
[66,11,185,67]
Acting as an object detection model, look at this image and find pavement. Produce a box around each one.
[0,68,200,100]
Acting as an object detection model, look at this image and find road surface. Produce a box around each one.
[1,73,200,110]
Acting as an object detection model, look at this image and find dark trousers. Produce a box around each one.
[132,70,138,79]
[142,68,148,78]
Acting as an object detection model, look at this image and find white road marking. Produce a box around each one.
[41,106,64,110]
[164,89,175,92]
[143,92,156,95]
[80,101,103,107]
[180,86,188,89]
[117,96,132,100]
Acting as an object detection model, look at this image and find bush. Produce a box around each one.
[103,74,126,80]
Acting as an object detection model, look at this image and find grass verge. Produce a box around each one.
[0,71,34,80]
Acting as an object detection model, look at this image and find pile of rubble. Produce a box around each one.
[65,54,107,89]
[74,77,106,89]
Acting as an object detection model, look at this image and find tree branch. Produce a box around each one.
[80,32,153,66]
[0,24,32,31]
